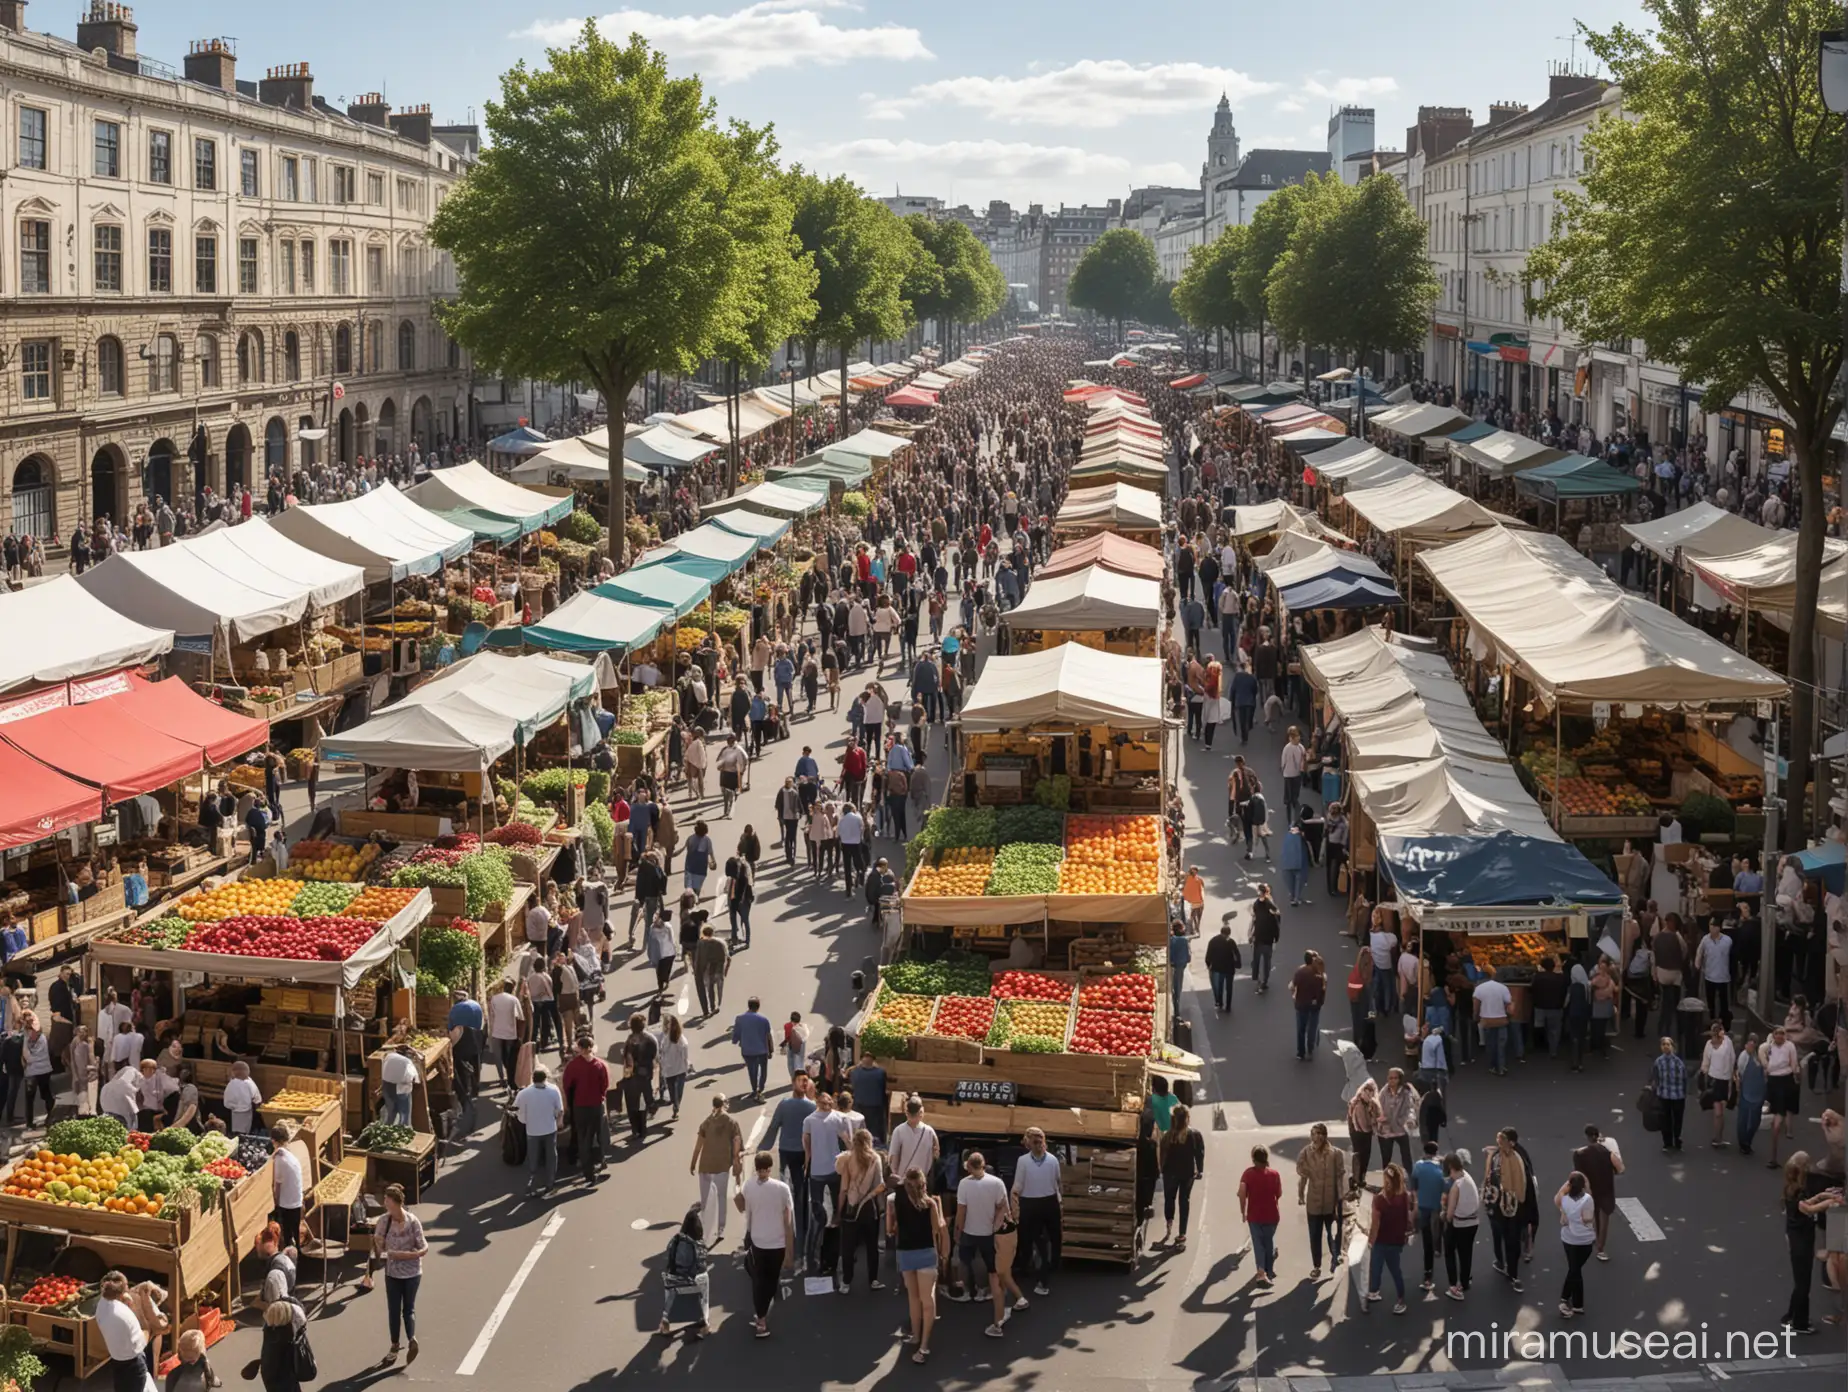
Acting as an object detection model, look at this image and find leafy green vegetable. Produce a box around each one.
[521,767,591,805]
[611,729,646,746]
[355,1122,417,1152]
[416,969,452,998]
[45,1116,128,1160]
[420,921,484,990]
[857,1018,909,1058]
[458,847,515,917]
[996,805,1065,843]
[585,800,616,858]
[881,951,991,998]
[984,1002,1014,1049]
[1032,774,1073,810]
[1008,1034,1065,1054]
[391,863,466,891]
[584,770,611,805]
[558,509,602,545]
[149,1127,198,1157]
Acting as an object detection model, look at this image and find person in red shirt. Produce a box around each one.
[608,788,633,890]
[560,1033,610,1182]
[840,742,869,807]
[1239,1144,1284,1283]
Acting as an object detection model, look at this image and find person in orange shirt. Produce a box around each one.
[1183,866,1206,935]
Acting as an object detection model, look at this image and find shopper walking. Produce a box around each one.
[1763,1025,1801,1167]
[1206,921,1243,1015]
[1570,1125,1623,1262]
[1651,1035,1688,1151]
[736,1152,795,1339]
[1238,1144,1283,1284]
[373,1183,427,1364]
[1735,1033,1767,1154]
[1364,1162,1414,1314]
[689,1094,743,1243]
[1158,1105,1205,1249]
[1412,1142,1447,1291]
[655,1015,690,1123]
[1483,1130,1528,1291]
[1346,1080,1381,1195]
[1442,1152,1481,1300]
[561,1034,610,1182]
[730,997,773,1102]
[1554,1170,1597,1318]
[1296,1123,1348,1281]
[1780,1151,1844,1334]
[835,1128,887,1293]
[1010,1126,1063,1294]
[515,1068,563,1195]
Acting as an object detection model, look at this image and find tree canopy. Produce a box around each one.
[1235,177,1319,372]
[1527,0,1842,844]
[430,23,796,560]
[788,171,915,406]
[1067,228,1159,335]
[904,215,1007,354]
[1173,224,1255,341]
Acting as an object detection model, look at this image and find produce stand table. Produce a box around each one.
[257,1075,346,1162]
[364,1035,454,1132]
[343,1131,438,1203]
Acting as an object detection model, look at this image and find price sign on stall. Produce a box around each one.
[954,1079,1018,1105]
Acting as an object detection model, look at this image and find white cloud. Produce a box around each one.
[804,138,1132,184]
[1135,161,1193,187]
[1302,75,1399,104]
[867,60,1278,129]
[518,3,931,83]
[1273,96,1305,114]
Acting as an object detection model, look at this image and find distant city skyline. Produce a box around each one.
[93,0,1649,206]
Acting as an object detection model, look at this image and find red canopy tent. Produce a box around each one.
[118,675,269,766]
[0,741,105,850]
[884,386,940,409]
[1038,531,1166,581]
[1168,372,1208,389]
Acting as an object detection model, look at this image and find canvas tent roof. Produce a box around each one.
[1439,421,1499,450]
[509,435,652,484]
[704,480,828,519]
[958,644,1164,732]
[1279,571,1402,610]
[1312,446,1416,490]
[1686,534,1848,639]
[409,461,573,534]
[1372,403,1472,439]
[1054,482,1163,531]
[595,563,713,621]
[74,519,366,643]
[2,682,206,803]
[1276,427,1347,452]
[1418,527,1790,704]
[268,484,475,583]
[1005,564,1161,632]
[0,739,103,850]
[1622,501,1776,563]
[827,428,912,460]
[884,386,938,409]
[320,652,598,772]
[769,451,872,486]
[1340,473,1508,543]
[1299,627,1516,770]
[521,590,670,656]
[1036,532,1165,581]
[487,426,550,456]
[0,576,173,694]
[706,507,792,550]
[670,397,788,442]
[1351,753,1563,840]
[1231,499,1309,539]
[642,522,760,578]
[1452,430,1568,477]
[1380,832,1622,911]
[1513,455,1643,500]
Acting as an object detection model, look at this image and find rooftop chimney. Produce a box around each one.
[347,92,391,127]
[0,1,27,34]
[1487,102,1528,129]
[258,62,314,111]
[1548,71,1606,102]
[183,38,236,93]
[388,104,433,145]
[76,1,135,59]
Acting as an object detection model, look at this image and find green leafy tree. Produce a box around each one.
[903,216,1006,357]
[1140,278,1183,331]
[1527,0,1842,844]
[1066,228,1159,339]
[1236,177,1321,378]
[789,172,915,422]
[1173,224,1255,368]
[1267,174,1438,386]
[430,25,793,563]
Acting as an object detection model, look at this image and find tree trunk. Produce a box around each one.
[591,367,639,569]
[1258,316,1267,383]
[1781,425,1827,849]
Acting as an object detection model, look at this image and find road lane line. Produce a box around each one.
[456,1208,568,1375]
[1616,1196,1665,1242]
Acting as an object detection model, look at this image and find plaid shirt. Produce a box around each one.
[1651,1051,1688,1101]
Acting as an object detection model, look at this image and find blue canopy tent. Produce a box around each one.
[1380,831,1624,917]
[707,507,792,550]
[1439,420,1497,449]
[486,426,551,457]
[1278,570,1404,610]
[1792,841,1845,895]
[639,522,760,580]
[629,552,733,585]
[596,564,712,621]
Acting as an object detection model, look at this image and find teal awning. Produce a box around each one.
[707,508,791,550]
[767,455,870,487]
[1514,454,1643,500]
[596,564,713,620]
[522,590,669,655]
[427,506,521,545]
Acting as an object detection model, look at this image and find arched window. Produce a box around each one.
[237,329,265,384]
[334,323,353,376]
[397,320,416,372]
[196,335,219,388]
[11,458,55,538]
[149,333,179,393]
[97,336,124,397]
[283,331,301,382]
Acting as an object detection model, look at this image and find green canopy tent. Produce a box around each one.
[707,508,792,550]
[521,590,670,656]
[1513,455,1643,502]
[596,563,713,621]
[767,451,873,487]
[423,506,522,546]
[640,522,760,580]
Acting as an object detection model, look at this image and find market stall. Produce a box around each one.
[507,434,655,486]
[408,460,574,538]
[0,576,174,696]
[595,562,715,621]
[1052,482,1163,544]
[1004,564,1162,656]
[701,507,792,553]
[1034,532,1165,582]
[702,479,829,520]
[267,484,476,584]
[637,522,761,581]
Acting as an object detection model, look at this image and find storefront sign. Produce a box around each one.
[70,670,132,705]
[172,634,216,654]
[0,684,69,726]
[1441,915,1556,935]
[954,1079,1018,1105]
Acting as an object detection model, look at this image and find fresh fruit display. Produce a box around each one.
[289,881,361,916]
[17,1275,87,1308]
[245,686,286,705]
[990,971,1072,1004]
[858,1018,909,1058]
[110,918,194,949]
[911,847,994,896]
[986,842,1063,896]
[204,1158,246,1182]
[675,626,708,652]
[1059,815,1162,893]
[234,1135,274,1171]
[710,604,750,633]
[287,842,381,882]
[915,806,997,850]
[996,805,1065,842]
[871,994,934,1033]
[1069,1008,1154,1057]
[1007,1033,1067,1054]
[929,995,995,1041]
[125,1132,152,1151]
[1519,747,1580,781]
[43,1117,128,1160]
[1031,774,1073,810]
[485,821,544,847]
[174,878,302,922]
[267,1090,337,1112]
[1537,775,1652,817]
[1078,972,1156,1013]
[3,1145,138,1208]
[182,915,380,961]
[354,1122,416,1153]
[881,953,991,998]
[1001,1000,1070,1038]
[344,886,421,920]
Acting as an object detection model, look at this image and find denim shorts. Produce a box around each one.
[898,1247,938,1273]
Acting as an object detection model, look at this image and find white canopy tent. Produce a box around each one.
[703,480,828,519]
[1687,534,1848,640]
[1340,473,1510,544]
[1055,482,1163,532]
[958,644,1164,732]
[268,484,476,584]
[670,397,789,442]
[1622,501,1777,563]
[1450,430,1568,478]
[409,461,574,533]
[827,428,912,460]
[1005,564,1161,632]
[640,522,761,575]
[319,652,600,772]
[0,576,174,694]
[1350,753,1563,841]
[1418,527,1790,705]
[1371,402,1472,440]
[509,435,653,484]
[74,518,365,643]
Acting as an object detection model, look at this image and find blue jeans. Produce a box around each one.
[1171,975,1186,1020]
[1295,1005,1321,1058]
[1368,1242,1405,1299]
[383,1091,412,1127]
[1371,969,1397,1018]
[729,902,751,947]
[743,1054,768,1096]
[1209,970,1232,1012]
[686,869,707,897]
[1483,1022,1510,1071]
[1251,943,1273,989]
[1285,867,1307,902]
[526,1131,557,1191]
[385,1273,420,1344]
[1248,1221,1278,1278]
[1534,1008,1562,1057]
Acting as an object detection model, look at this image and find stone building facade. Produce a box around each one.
[0,1,473,540]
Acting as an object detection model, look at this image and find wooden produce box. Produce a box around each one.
[0,1177,201,1250]
[339,810,452,841]
[425,884,469,919]
[1060,1146,1140,1266]
[221,1155,277,1257]
[333,651,364,689]
[28,904,61,944]
[64,878,127,930]
[257,1074,343,1151]
[18,1307,110,1379]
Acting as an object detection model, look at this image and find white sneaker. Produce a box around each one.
[984,1324,1005,1338]
[1033,1282,1050,1296]
[1012,1297,1030,1311]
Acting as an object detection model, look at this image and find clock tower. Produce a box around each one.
[1202,93,1240,218]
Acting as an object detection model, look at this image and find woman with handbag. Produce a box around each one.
[836,1129,887,1293]
[656,1206,712,1340]
[373,1183,427,1365]
[1481,1130,1527,1292]
[889,1167,947,1363]
[1698,1021,1738,1147]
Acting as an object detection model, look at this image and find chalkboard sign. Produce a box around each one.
[954,1079,1017,1105]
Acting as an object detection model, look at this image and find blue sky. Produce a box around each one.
[118,1,1649,207]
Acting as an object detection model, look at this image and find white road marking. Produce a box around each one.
[1616,1196,1666,1242]
[676,986,690,1017]
[456,1208,568,1375]
[745,1108,770,1151]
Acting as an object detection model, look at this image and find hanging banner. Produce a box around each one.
[71,670,133,705]
[0,683,69,726]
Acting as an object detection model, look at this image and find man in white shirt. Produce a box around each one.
[100,1062,142,1130]
[1761,1025,1802,1166]
[108,1020,145,1072]
[94,1272,153,1390]
[954,1151,1015,1337]
[1694,921,1734,1030]
[271,1124,305,1248]
[886,1096,939,1182]
[1472,967,1516,1076]
[736,1151,795,1338]
[525,900,554,953]
[1010,1126,1063,1296]
[859,689,886,752]
[222,1061,263,1134]
[486,981,525,1090]
[133,1060,176,1132]
[836,805,866,891]
[1368,924,1400,1018]
[380,1045,420,1128]
[515,1067,564,1195]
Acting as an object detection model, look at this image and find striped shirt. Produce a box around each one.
[1651,1052,1688,1100]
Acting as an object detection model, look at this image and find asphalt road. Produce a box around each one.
[57,612,1835,1390]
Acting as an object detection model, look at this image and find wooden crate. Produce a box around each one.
[65,878,127,928]
[0,1183,198,1249]
[21,1308,109,1378]
[222,1156,276,1257]
[27,905,61,944]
